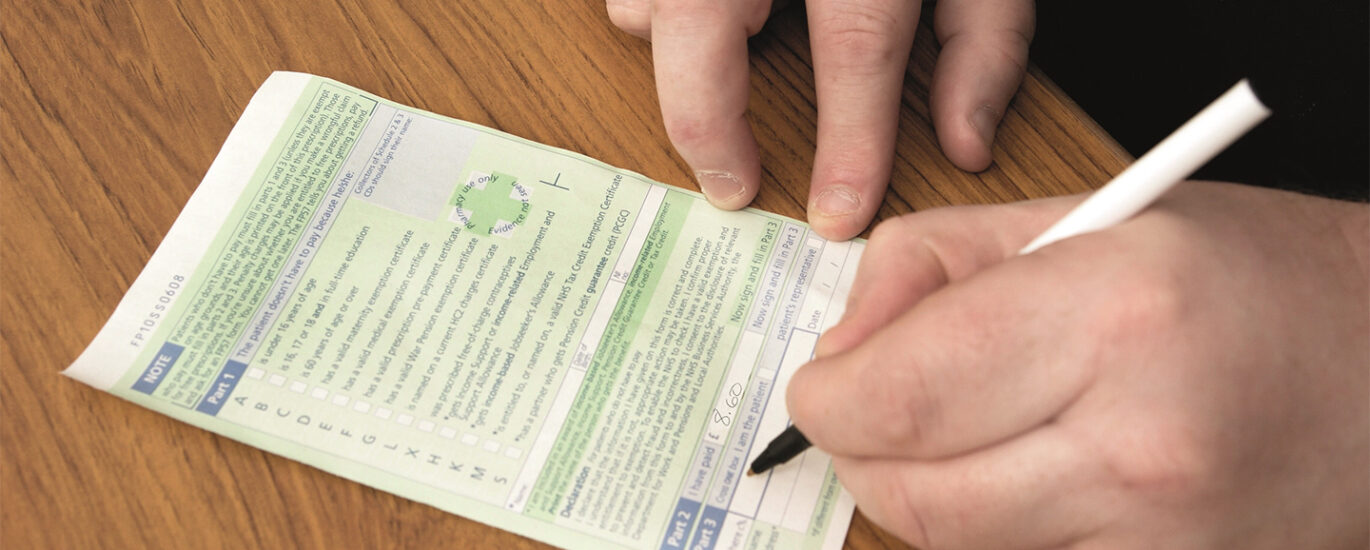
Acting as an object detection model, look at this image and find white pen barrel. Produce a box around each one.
[1020,79,1272,255]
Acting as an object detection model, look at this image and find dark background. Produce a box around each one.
[1032,1,1368,200]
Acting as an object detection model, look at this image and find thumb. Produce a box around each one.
[929,0,1034,171]
[816,194,1082,358]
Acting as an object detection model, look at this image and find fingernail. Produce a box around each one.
[696,170,744,205]
[812,186,860,217]
[970,105,999,149]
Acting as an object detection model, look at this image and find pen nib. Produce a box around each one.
[746,469,756,477]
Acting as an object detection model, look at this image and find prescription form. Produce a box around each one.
[67,72,860,550]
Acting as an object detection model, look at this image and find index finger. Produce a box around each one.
[805,0,923,240]
[789,247,1098,459]
[651,0,770,209]
[816,196,1079,358]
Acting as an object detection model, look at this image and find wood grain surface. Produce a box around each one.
[1,1,1130,548]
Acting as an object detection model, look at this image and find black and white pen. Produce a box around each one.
[747,78,1272,477]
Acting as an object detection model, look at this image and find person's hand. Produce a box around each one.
[787,182,1369,548]
[605,0,1034,240]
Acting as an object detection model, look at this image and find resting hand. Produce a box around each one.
[789,182,1369,548]
[606,0,1034,240]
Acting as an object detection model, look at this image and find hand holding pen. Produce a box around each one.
[757,82,1370,548]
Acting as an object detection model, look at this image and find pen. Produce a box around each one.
[747,424,809,476]
[747,79,1272,476]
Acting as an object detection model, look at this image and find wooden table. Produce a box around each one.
[2,1,1129,548]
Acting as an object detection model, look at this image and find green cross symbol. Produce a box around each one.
[450,171,531,236]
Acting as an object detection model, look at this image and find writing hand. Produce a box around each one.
[790,183,1369,548]
[607,0,1034,240]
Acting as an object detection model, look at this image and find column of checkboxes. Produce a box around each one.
[243,366,523,460]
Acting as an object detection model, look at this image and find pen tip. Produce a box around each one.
[746,469,756,477]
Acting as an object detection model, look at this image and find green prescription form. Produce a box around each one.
[67,72,861,550]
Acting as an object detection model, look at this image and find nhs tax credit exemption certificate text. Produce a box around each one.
[67,72,861,550]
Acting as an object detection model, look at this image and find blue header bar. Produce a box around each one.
[659,497,701,550]
[690,505,729,550]
[195,360,247,416]
[131,342,185,394]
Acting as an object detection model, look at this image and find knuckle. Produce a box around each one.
[868,214,919,247]
[650,0,730,32]
[1106,421,1222,502]
[867,216,904,243]
[884,477,935,547]
[811,157,887,192]
[1094,264,1188,340]
[661,113,721,151]
[869,358,940,451]
[938,28,1033,74]
[814,1,906,69]
[1003,26,1033,61]
[983,29,1033,76]
[1123,271,1189,331]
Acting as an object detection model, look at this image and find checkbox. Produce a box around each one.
[460,434,479,446]
[504,447,522,459]
[396,414,414,426]
[352,401,371,413]
[268,374,286,386]
[288,381,306,393]
[375,408,392,420]
[482,440,500,453]
[310,387,328,400]
[439,427,457,439]
[246,368,265,380]
[331,394,349,407]
[418,420,435,432]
